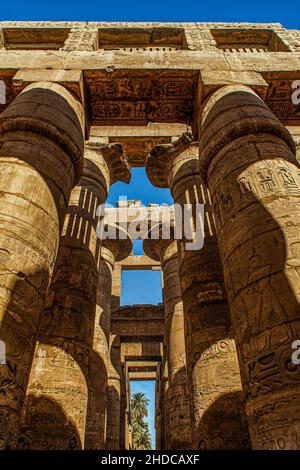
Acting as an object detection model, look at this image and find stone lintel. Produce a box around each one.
[120,340,163,363]
[102,206,175,240]
[128,371,157,381]
[1,50,300,73]
[0,60,300,127]
[116,254,161,270]
[112,304,164,319]
[90,123,189,138]
[126,361,158,370]
[111,305,164,338]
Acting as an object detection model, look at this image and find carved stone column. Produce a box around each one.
[144,232,191,449]
[161,349,169,450]
[199,85,300,449]
[146,137,250,449]
[17,144,130,450]
[85,155,130,451]
[0,82,84,449]
[155,363,162,450]
[100,234,132,450]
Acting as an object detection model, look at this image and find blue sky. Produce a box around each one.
[4,0,299,449]
[0,0,300,29]
[108,170,165,447]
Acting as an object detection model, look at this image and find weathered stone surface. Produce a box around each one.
[0,82,84,449]
[144,231,191,450]
[199,85,300,449]
[111,305,164,337]
[146,139,250,449]
[99,233,132,450]
[0,21,300,451]
[18,145,130,450]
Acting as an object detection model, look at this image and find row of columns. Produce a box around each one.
[144,234,191,449]
[199,86,300,449]
[146,84,300,450]
[147,139,249,449]
[0,82,84,449]
[0,81,133,449]
[0,81,299,450]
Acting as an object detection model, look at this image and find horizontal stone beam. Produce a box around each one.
[120,340,163,363]
[111,305,164,338]
[116,255,160,270]
[128,371,157,381]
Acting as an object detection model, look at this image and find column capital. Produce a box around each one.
[143,223,177,265]
[199,84,296,178]
[0,81,84,184]
[146,132,193,188]
[85,141,131,185]
[100,223,132,267]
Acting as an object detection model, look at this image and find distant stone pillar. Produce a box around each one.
[199,85,300,450]
[146,137,250,449]
[155,363,162,450]
[99,233,132,450]
[160,351,169,450]
[0,82,84,449]
[120,363,131,450]
[111,264,122,310]
[85,155,130,451]
[144,232,191,449]
[18,144,130,450]
[124,369,132,450]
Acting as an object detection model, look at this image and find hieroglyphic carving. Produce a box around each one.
[199,87,300,449]
[263,72,300,124]
[0,71,16,114]
[84,70,198,125]
[0,83,84,449]
[62,28,98,51]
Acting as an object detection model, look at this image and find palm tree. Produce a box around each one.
[131,392,152,450]
[132,420,152,450]
[131,392,149,423]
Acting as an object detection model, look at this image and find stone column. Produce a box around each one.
[99,233,132,450]
[85,154,130,451]
[120,363,131,450]
[160,349,169,450]
[124,368,132,450]
[144,232,191,449]
[0,82,84,449]
[198,85,300,449]
[146,137,250,449]
[17,144,130,450]
[155,363,162,450]
[111,264,122,310]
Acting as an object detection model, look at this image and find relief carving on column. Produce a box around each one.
[199,85,300,449]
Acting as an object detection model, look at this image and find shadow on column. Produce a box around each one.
[106,335,123,450]
[17,395,81,450]
[0,267,51,450]
[17,172,109,449]
[198,107,300,449]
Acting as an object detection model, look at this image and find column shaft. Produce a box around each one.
[144,236,191,449]
[107,334,122,450]
[199,86,300,449]
[18,144,129,450]
[146,139,250,449]
[0,83,84,449]
[162,246,191,449]
[99,236,132,450]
